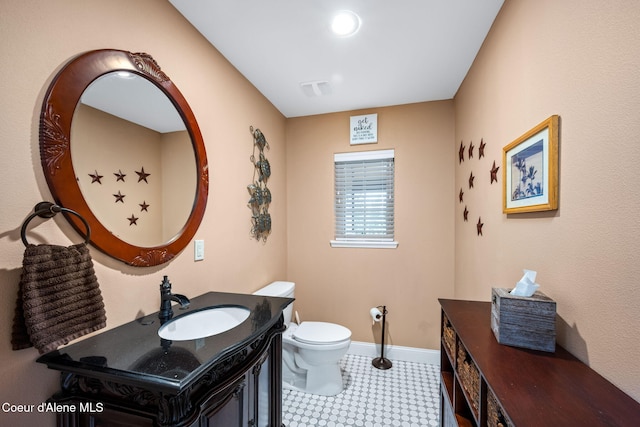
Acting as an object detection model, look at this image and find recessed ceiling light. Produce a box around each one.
[331,10,361,37]
[116,71,135,79]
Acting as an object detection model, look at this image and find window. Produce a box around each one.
[331,149,398,248]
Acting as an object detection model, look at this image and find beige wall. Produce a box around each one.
[454,0,640,400]
[0,1,286,425]
[286,102,455,349]
[73,105,195,246]
[72,105,168,246]
[161,130,196,243]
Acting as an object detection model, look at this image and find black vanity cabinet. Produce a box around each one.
[199,350,277,426]
[37,292,293,427]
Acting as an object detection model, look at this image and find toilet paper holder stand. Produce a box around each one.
[372,305,392,370]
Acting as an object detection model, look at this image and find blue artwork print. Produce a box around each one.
[511,139,544,201]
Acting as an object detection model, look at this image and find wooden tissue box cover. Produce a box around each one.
[491,287,556,352]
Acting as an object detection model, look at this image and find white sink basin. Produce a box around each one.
[158,305,250,341]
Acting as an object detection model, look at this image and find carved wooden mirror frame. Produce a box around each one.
[40,49,208,266]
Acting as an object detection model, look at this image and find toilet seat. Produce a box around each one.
[292,321,351,345]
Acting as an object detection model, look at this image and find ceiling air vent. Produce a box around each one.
[300,80,332,97]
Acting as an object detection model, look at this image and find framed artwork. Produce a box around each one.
[503,115,559,214]
[350,114,378,145]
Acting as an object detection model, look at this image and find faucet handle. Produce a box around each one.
[160,275,172,292]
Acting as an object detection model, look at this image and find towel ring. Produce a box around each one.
[21,202,91,247]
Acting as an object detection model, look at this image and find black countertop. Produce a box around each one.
[37,291,293,394]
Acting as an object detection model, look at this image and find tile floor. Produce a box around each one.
[282,354,441,427]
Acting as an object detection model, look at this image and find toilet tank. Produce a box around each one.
[253,281,295,327]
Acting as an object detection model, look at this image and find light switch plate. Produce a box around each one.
[194,239,204,261]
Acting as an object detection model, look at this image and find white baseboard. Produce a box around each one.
[348,341,440,366]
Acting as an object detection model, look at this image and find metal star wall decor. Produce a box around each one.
[127,214,138,225]
[136,167,150,183]
[89,170,103,184]
[490,160,500,184]
[456,137,494,236]
[113,191,125,203]
[84,167,161,227]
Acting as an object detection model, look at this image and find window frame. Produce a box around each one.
[330,149,398,249]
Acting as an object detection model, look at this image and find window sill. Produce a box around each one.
[330,240,399,249]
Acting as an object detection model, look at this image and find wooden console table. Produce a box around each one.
[439,299,640,426]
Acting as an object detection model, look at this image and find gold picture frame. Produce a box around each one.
[503,115,559,214]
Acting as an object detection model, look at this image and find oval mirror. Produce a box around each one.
[39,49,208,267]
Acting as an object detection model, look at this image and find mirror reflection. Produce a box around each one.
[71,73,196,247]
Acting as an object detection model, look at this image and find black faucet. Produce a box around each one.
[158,276,190,323]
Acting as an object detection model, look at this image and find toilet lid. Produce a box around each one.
[293,321,351,345]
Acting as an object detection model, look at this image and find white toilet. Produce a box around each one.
[253,281,351,396]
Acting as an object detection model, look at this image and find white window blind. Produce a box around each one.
[331,149,398,248]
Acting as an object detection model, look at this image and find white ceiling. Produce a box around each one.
[168,0,504,118]
[81,72,186,133]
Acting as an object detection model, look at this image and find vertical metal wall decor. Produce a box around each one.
[247,126,272,242]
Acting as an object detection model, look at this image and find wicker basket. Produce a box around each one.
[487,389,512,427]
[456,341,480,417]
[442,314,456,359]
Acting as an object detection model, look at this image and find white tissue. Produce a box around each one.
[370,307,383,325]
[510,269,540,297]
